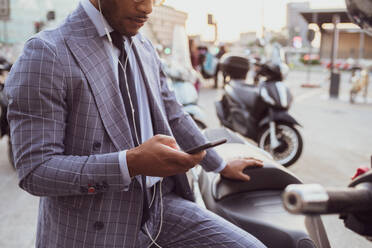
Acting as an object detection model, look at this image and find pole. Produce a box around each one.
[358,31,365,63]
[305,13,317,86]
[4,19,7,43]
[214,23,218,44]
[306,46,312,84]
[1,20,4,42]
[330,15,340,74]
[329,14,340,98]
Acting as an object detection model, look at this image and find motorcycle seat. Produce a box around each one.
[214,190,320,248]
[230,81,260,109]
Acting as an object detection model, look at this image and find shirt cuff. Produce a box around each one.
[213,160,227,173]
[119,150,132,191]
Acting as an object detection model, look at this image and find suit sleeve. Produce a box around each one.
[5,38,129,197]
[154,60,224,172]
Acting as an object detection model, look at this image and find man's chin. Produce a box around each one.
[122,29,139,37]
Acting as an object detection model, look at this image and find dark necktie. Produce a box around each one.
[110,31,150,225]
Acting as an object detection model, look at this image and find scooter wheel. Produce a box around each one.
[258,123,303,167]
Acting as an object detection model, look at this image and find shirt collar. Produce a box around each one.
[80,0,113,37]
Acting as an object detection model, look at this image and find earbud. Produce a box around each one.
[105,27,112,43]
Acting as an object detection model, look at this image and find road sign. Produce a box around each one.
[0,0,10,21]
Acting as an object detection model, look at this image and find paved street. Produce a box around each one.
[0,68,371,247]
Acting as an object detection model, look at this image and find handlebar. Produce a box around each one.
[283,183,372,215]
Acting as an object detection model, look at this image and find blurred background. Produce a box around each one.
[0,0,371,247]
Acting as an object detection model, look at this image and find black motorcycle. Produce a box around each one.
[0,57,13,167]
[215,55,303,167]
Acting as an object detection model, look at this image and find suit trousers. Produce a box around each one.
[136,178,266,248]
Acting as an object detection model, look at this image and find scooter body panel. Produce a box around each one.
[199,169,323,248]
[183,104,207,128]
[198,128,328,248]
[215,96,257,137]
[173,81,198,105]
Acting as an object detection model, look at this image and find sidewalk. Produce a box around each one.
[0,137,37,248]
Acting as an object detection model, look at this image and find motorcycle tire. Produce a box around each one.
[258,123,303,167]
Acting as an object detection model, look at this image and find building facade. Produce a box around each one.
[145,5,188,49]
[0,0,77,44]
[0,1,187,55]
[239,32,257,47]
[286,2,310,48]
[320,30,372,60]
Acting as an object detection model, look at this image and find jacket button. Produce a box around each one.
[88,186,96,194]
[80,186,88,194]
[101,181,109,190]
[94,221,104,231]
[93,142,101,151]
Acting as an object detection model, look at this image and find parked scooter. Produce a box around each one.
[189,127,329,248]
[215,55,302,167]
[0,57,13,167]
[163,63,208,129]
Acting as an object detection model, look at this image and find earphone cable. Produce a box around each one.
[98,1,163,247]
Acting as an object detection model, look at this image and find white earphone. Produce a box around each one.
[97,1,164,247]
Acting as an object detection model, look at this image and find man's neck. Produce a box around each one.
[90,0,99,10]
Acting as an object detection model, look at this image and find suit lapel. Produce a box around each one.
[132,41,193,196]
[65,5,134,151]
[131,38,172,137]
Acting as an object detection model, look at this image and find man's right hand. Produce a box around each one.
[126,135,206,177]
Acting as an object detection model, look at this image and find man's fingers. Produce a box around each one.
[190,150,206,161]
[185,150,206,168]
[243,159,264,168]
[163,148,204,170]
[239,172,251,182]
[155,134,180,150]
[245,157,264,163]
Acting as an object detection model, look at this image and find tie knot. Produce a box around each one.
[110,31,124,51]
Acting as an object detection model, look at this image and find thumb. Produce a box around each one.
[156,135,180,150]
[238,172,251,182]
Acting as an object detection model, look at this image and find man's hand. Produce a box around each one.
[220,157,263,181]
[127,135,206,177]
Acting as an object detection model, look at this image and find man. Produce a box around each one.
[5,0,266,247]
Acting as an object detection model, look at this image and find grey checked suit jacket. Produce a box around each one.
[5,4,223,248]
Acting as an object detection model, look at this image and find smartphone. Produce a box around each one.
[185,138,227,154]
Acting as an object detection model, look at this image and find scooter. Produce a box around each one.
[164,63,208,129]
[0,57,13,167]
[189,127,329,248]
[215,56,303,167]
[283,159,372,245]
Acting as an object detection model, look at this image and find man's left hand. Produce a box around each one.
[220,158,264,181]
